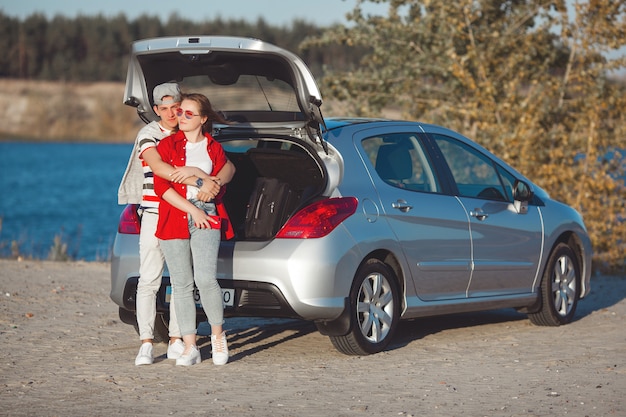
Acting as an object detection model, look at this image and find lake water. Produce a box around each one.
[0,141,132,261]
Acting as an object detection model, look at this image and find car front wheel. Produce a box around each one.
[529,243,580,326]
[330,259,400,355]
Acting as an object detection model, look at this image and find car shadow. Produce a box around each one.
[388,309,527,352]
[196,317,317,362]
[573,274,626,317]
[389,274,626,352]
[191,276,625,358]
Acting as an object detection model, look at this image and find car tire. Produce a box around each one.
[528,243,580,326]
[330,259,400,355]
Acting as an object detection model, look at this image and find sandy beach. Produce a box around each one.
[1,259,624,416]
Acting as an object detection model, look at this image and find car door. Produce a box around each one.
[431,133,543,296]
[358,130,472,301]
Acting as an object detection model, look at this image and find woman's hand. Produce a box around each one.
[190,207,220,229]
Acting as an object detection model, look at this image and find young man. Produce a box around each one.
[118,83,217,365]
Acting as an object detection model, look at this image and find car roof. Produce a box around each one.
[323,117,536,188]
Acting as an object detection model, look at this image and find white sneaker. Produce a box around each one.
[167,339,185,359]
[135,342,153,366]
[176,345,201,366]
[211,332,229,365]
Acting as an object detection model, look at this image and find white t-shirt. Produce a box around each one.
[185,138,212,200]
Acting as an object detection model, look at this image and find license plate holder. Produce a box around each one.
[165,286,234,308]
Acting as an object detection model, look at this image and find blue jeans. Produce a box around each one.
[159,201,223,337]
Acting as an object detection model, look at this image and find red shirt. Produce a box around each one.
[154,130,234,240]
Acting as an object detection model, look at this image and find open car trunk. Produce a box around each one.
[123,36,331,240]
[219,136,327,240]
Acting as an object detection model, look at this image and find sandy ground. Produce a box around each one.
[0,259,624,417]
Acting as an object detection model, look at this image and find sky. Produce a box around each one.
[0,0,387,27]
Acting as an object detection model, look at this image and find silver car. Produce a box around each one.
[111,36,592,355]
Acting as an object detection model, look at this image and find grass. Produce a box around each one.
[0,217,111,262]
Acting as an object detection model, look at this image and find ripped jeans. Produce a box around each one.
[159,200,224,337]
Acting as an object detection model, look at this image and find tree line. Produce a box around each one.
[0,11,360,81]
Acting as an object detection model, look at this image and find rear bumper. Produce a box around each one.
[120,276,302,319]
[111,227,358,322]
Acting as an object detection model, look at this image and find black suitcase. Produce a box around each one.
[244,177,297,239]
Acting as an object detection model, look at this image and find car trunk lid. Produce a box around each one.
[124,36,326,144]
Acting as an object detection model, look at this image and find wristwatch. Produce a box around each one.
[196,178,203,188]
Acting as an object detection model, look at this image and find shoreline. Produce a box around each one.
[0,79,139,143]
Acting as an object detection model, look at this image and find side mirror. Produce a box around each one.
[513,180,533,201]
[513,180,533,214]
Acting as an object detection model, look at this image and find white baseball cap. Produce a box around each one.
[153,83,181,105]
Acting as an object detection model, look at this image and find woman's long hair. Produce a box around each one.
[181,93,229,134]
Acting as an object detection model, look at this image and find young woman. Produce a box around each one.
[154,93,235,366]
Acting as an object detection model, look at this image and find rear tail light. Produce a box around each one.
[276,197,358,239]
[118,204,141,234]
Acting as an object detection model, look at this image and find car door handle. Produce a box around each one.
[469,209,489,221]
[391,199,413,213]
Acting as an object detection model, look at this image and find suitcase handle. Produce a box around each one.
[254,194,264,219]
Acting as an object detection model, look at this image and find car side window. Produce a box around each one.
[433,134,509,201]
[363,134,439,193]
